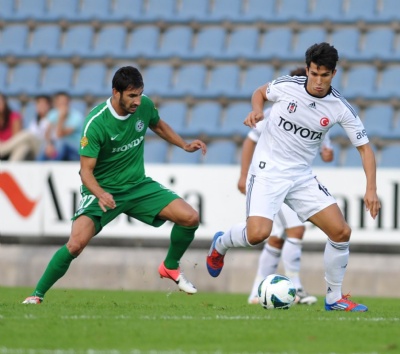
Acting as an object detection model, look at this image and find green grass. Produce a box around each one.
[0,287,399,354]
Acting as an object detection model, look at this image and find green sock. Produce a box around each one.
[32,244,76,298]
[164,224,198,269]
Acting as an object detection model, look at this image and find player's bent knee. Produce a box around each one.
[331,224,351,243]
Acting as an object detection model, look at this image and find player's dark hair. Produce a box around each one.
[289,67,307,77]
[305,42,339,72]
[112,66,144,93]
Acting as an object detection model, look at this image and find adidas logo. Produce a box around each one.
[327,287,332,293]
[308,102,316,109]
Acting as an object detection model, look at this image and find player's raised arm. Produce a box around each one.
[244,84,269,128]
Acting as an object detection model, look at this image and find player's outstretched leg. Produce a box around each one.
[158,262,197,294]
[325,294,368,312]
[206,231,225,277]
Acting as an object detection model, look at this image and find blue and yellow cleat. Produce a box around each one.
[206,231,225,277]
[325,294,368,312]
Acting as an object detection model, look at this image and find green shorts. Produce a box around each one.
[72,177,180,235]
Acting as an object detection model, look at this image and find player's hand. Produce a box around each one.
[244,111,264,128]
[98,192,116,212]
[237,176,246,195]
[184,140,207,155]
[320,146,334,162]
[364,190,381,219]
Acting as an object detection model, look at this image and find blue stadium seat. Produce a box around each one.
[142,0,177,21]
[242,0,277,22]
[46,0,79,21]
[377,0,399,21]
[124,26,160,58]
[240,65,275,97]
[256,28,292,60]
[27,24,62,57]
[6,62,42,96]
[76,0,111,21]
[142,64,173,96]
[71,99,89,116]
[185,102,221,136]
[341,66,377,100]
[169,146,202,164]
[158,26,193,58]
[190,27,226,59]
[0,24,29,57]
[0,63,8,88]
[220,102,252,138]
[342,145,377,167]
[308,0,344,22]
[13,0,47,21]
[157,102,188,136]
[110,0,144,21]
[144,140,169,163]
[376,66,400,99]
[0,0,15,19]
[328,123,350,140]
[330,28,360,61]
[171,64,207,97]
[58,25,94,58]
[40,63,75,94]
[312,142,341,167]
[176,0,210,22]
[72,63,108,97]
[341,0,377,22]
[21,100,37,128]
[203,65,240,98]
[222,28,259,59]
[208,0,243,22]
[291,28,327,60]
[275,0,310,22]
[203,140,238,164]
[90,26,127,58]
[379,145,400,168]
[358,29,395,61]
[362,105,395,140]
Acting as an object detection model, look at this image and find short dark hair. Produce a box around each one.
[112,66,144,93]
[35,94,52,103]
[305,42,339,72]
[289,67,307,77]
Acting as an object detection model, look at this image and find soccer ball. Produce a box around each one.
[257,274,296,310]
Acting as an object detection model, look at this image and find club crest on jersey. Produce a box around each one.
[80,136,88,148]
[287,100,297,113]
[135,119,144,132]
[320,117,330,126]
[259,161,266,169]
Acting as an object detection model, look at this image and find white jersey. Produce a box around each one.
[250,75,368,179]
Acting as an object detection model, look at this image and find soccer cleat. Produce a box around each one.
[248,296,259,305]
[22,296,43,304]
[325,294,368,312]
[158,262,197,294]
[206,231,225,277]
[295,288,318,305]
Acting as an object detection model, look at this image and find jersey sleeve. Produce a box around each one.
[142,95,160,126]
[337,108,369,147]
[79,120,101,158]
[266,75,291,102]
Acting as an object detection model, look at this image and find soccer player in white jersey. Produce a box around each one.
[207,43,381,312]
[240,105,334,305]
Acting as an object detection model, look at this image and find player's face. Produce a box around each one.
[113,87,143,115]
[306,63,336,97]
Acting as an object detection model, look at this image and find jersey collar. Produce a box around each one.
[107,97,131,120]
[304,79,332,99]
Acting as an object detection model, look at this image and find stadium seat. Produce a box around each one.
[377,0,399,22]
[157,102,188,136]
[142,64,173,96]
[358,28,395,61]
[0,24,29,57]
[72,63,108,97]
[158,26,193,59]
[379,145,400,167]
[341,66,377,100]
[21,100,37,128]
[291,28,327,60]
[203,65,241,98]
[27,24,62,57]
[176,0,210,22]
[71,99,89,116]
[208,0,243,22]
[124,26,160,58]
[144,140,169,163]
[110,0,144,21]
[185,102,221,136]
[58,25,94,58]
[274,0,310,22]
[6,62,42,96]
[375,66,400,100]
[256,28,293,60]
[222,28,259,59]
[171,64,207,97]
[362,105,395,140]
[46,0,80,21]
[40,63,75,94]
[190,27,226,59]
[220,102,252,138]
[342,145,377,167]
[76,0,111,21]
[312,142,341,167]
[90,26,127,58]
[12,0,47,21]
[341,0,377,22]
[142,0,177,21]
[240,65,275,97]
[330,28,360,61]
[203,140,238,164]
[0,0,15,19]
[0,63,8,88]
[308,0,344,22]
[169,145,202,164]
[242,0,277,22]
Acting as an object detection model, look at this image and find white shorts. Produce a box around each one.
[271,203,303,238]
[246,174,336,223]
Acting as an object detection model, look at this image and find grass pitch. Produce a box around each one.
[0,287,399,354]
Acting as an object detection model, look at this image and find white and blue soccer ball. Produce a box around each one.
[257,274,296,310]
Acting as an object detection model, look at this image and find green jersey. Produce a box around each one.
[79,95,160,194]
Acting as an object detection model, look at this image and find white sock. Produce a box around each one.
[282,237,302,290]
[324,238,349,304]
[216,222,252,255]
[248,244,281,301]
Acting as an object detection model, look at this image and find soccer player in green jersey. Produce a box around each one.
[23,66,207,304]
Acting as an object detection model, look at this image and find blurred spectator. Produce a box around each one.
[37,91,83,161]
